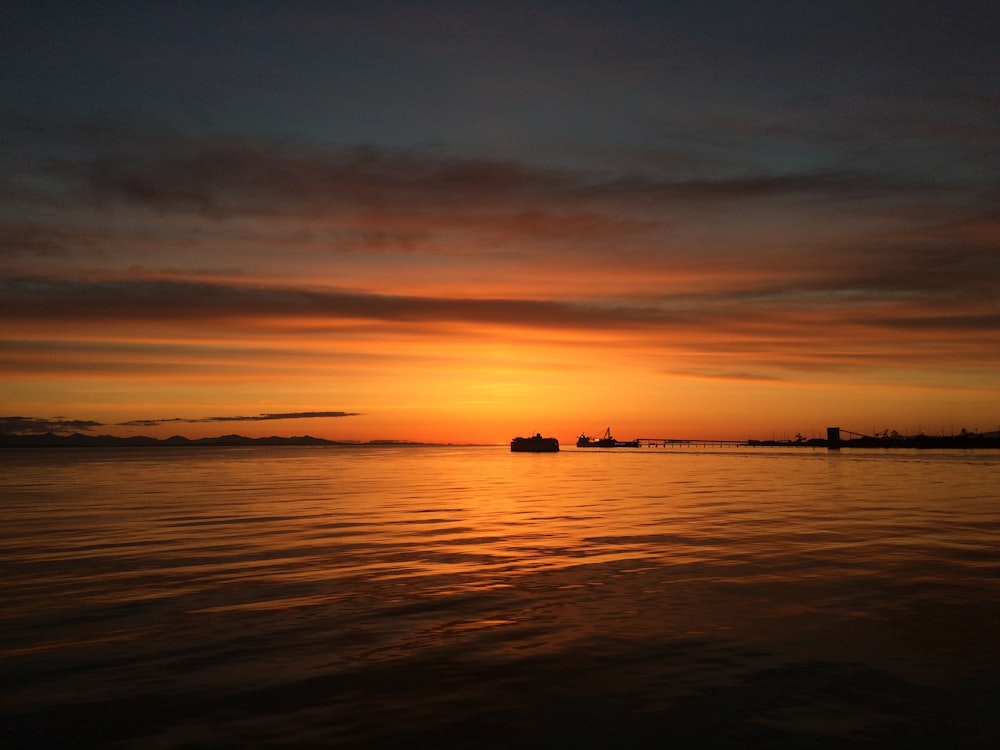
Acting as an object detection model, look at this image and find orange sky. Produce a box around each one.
[2,3,998,443]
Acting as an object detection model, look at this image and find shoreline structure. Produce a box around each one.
[2,430,999,450]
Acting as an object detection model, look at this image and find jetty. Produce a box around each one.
[632,428,1000,450]
[637,438,754,448]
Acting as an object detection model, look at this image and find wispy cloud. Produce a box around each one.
[0,416,105,435]
[118,411,361,427]
[6,120,967,227]
[1,412,360,435]
[44,134,949,219]
[2,274,996,342]
[5,125,993,309]
[0,276,688,330]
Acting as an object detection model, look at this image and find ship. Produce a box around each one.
[510,433,560,452]
[576,427,639,448]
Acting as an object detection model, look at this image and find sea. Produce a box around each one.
[2,445,999,749]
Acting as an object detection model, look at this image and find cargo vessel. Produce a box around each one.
[576,427,639,448]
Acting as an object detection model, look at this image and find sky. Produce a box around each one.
[2,0,999,444]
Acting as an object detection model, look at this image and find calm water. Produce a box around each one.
[2,446,999,748]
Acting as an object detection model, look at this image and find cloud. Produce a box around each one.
[2,272,998,389]
[0,416,105,435]
[8,122,955,221]
[0,276,690,331]
[0,412,360,435]
[3,124,997,393]
[8,125,990,310]
[6,123,993,307]
[667,370,785,384]
[118,411,361,427]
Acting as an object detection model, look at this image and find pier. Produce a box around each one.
[633,428,1000,450]
[637,438,754,448]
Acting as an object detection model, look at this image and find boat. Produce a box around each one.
[510,433,560,452]
[576,427,639,448]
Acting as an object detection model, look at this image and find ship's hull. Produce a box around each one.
[576,438,639,448]
[576,430,639,448]
[510,436,560,452]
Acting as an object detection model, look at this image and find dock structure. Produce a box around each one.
[827,427,841,450]
[637,438,753,448]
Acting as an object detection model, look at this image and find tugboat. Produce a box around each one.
[510,433,560,452]
[576,427,639,448]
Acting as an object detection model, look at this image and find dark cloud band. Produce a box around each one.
[119,411,361,427]
[2,412,360,435]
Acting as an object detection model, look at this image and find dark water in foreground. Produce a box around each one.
[2,446,999,748]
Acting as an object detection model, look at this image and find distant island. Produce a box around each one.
[0,432,442,448]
